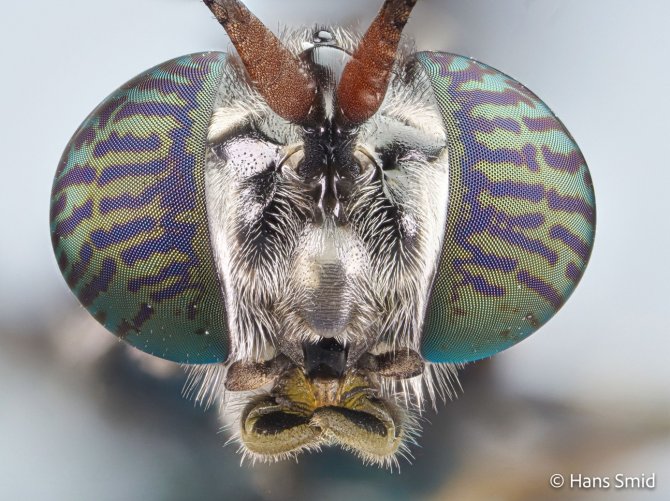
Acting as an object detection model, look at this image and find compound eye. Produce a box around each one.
[280,146,305,172]
[353,148,377,177]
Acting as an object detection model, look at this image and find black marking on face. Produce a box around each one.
[348,184,417,260]
[303,337,348,378]
[293,125,359,225]
[236,168,281,256]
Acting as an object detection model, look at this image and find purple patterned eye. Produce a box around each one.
[50,0,594,467]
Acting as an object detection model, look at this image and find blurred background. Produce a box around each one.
[1,0,668,499]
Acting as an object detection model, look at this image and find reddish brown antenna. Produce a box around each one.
[204,0,316,123]
[336,0,418,125]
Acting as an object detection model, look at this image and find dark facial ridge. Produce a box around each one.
[295,123,359,226]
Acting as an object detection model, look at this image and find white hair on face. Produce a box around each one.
[208,105,258,144]
[189,27,461,466]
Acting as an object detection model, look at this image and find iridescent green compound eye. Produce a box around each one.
[50,53,230,363]
[416,52,595,363]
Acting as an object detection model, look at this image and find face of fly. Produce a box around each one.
[197,0,453,465]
